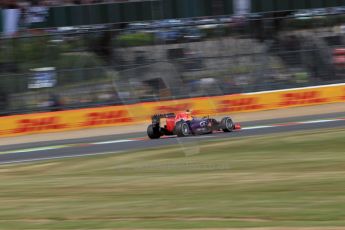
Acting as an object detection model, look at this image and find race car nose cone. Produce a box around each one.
[234,123,241,130]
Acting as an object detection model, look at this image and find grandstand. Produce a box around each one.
[1,0,345,115]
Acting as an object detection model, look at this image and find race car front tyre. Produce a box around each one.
[175,121,190,137]
[147,124,161,139]
[220,117,234,132]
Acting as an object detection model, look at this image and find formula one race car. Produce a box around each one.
[147,110,241,139]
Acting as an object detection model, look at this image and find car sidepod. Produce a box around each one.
[189,118,212,135]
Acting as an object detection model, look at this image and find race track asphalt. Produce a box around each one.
[0,111,345,165]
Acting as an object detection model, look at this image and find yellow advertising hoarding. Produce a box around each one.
[1,83,344,137]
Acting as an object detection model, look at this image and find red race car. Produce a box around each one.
[147,110,241,139]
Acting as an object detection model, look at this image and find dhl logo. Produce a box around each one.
[0,129,7,136]
[154,103,193,114]
[82,110,133,126]
[14,117,67,133]
[279,91,327,106]
[217,97,264,113]
[341,88,345,100]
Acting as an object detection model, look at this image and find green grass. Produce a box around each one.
[1,128,345,229]
[116,32,155,47]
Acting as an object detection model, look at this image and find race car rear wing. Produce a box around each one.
[151,113,176,124]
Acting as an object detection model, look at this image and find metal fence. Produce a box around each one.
[1,15,345,115]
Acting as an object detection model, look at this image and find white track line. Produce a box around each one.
[0,145,68,155]
[93,140,134,145]
[0,117,343,157]
[0,140,133,155]
[299,119,338,124]
[241,125,273,130]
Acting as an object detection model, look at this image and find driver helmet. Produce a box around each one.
[186,109,192,120]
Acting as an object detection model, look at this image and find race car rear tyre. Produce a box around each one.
[175,121,190,137]
[220,117,234,132]
[147,124,161,139]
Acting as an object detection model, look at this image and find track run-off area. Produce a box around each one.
[0,111,344,165]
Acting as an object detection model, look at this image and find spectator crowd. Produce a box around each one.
[1,0,138,36]
[1,0,133,8]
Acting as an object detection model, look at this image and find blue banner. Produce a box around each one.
[0,9,3,34]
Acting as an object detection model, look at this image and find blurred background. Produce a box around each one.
[1,0,345,116]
